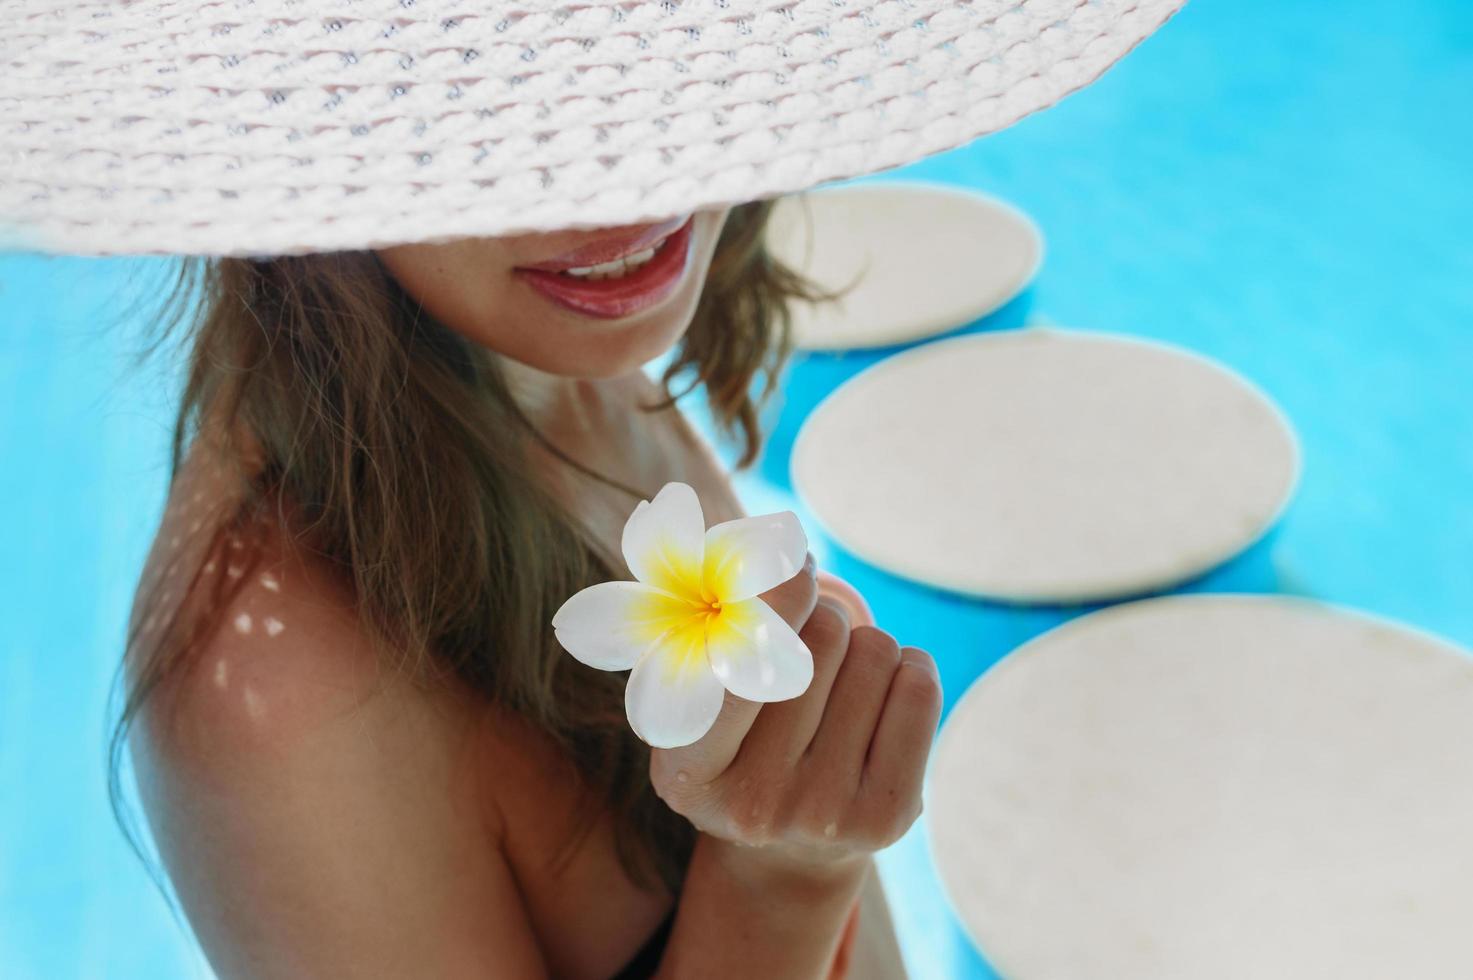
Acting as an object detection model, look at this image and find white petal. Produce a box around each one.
[625,626,726,749]
[622,481,706,600]
[552,580,702,671]
[705,596,814,703]
[702,511,809,602]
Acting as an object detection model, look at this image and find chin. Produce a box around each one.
[516,218,721,378]
[530,297,700,380]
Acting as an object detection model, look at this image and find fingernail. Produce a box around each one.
[803,550,816,575]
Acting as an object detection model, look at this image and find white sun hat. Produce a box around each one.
[0,0,1185,258]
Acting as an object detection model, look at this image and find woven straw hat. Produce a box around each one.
[1,0,1184,258]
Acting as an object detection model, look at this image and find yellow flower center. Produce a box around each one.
[628,532,753,680]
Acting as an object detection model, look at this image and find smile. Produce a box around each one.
[513,216,695,320]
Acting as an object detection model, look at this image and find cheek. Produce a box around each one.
[377,240,522,346]
[377,246,613,371]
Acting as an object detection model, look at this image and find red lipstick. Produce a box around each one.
[513,216,694,320]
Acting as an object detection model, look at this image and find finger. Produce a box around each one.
[860,646,942,842]
[650,689,762,789]
[804,626,903,791]
[815,568,877,629]
[731,595,851,767]
[755,548,819,635]
[650,552,819,789]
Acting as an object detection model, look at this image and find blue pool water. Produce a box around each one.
[2,0,1470,976]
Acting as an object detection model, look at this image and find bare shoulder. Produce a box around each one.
[127,438,547,979]
[131,426,479,775]
[136,497,475,790]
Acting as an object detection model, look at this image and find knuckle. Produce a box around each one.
[851,814,888,851]
[854,778,919,848]
[800,597,851,654]
[879,805,919,847]
[724,784,780,844]
[892,652,942,706]
[792,796,844,841]
[850,625,902,667]
[861,790,920,849]
[650,752,721,816]
[841,626,902,686]
[650,768,701,814]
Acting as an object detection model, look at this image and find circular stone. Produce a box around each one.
[790,327,1300,604]
[763,181,1044,350]
[928,595,1473,980]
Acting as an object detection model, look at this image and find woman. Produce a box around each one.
[114,199,936,978]
[0,1,1182,974]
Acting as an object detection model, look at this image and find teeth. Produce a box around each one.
[560,235,670,280]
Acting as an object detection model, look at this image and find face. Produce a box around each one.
[376,206,732,379]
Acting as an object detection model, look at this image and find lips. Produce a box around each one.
[517,214,691,273]
[512,215,695,320]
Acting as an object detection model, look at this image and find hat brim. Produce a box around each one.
[0,0,1186,257]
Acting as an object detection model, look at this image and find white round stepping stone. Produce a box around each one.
[791,327,1300,604]
[763,180,1043,350]
[928,594,1473,980]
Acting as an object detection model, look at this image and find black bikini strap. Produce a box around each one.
[607,907,677,980]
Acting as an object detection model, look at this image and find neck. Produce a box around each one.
[496,353,586,431]
[495,354,663,509]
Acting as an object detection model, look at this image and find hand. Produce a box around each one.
[649,551,943,881]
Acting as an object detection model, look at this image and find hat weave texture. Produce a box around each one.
[1,0,1183,257]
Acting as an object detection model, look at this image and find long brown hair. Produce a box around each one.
[107,196,846,898]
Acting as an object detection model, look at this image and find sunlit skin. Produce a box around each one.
[129,204,935,979]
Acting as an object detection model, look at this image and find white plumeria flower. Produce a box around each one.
[551,481,813,749]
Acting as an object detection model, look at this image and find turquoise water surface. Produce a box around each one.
[3,0,1470,977]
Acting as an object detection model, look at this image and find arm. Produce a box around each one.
[129,546,549,979]
[654,835,866,979]
[650,553,941,979]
